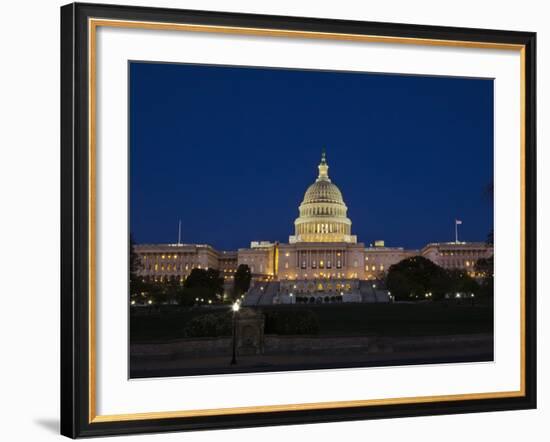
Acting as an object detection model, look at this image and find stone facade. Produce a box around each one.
[277,242,366,280]
[364,246,418,280]
[421,242,493,276]
[135,243,219,283]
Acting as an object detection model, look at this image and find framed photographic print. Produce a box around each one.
[60,2,537,438]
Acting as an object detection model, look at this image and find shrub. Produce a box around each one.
[183,312,232,338]
[264,309,319,335]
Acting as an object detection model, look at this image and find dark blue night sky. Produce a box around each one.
[130,62,493,251]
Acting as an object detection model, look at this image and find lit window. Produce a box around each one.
[284,262,289,269]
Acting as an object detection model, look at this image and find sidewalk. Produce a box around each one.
[130,339,493,378]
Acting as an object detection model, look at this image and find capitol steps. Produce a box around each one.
[242,281,280,306]
[359,281,391,303]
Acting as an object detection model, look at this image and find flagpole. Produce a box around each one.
[178,219,182,246]
[455,220,458,244]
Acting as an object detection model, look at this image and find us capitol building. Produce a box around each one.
[135,152,493,304]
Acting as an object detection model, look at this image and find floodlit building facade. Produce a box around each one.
[421,242,493,276]
[134,152,493,303]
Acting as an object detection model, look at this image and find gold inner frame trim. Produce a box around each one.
[88,17,527,424]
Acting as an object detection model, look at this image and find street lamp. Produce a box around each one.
[230,301,240,365]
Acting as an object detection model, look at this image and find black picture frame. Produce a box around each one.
[61,2,537,438]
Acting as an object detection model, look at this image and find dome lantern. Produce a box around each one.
[317,148,330,181]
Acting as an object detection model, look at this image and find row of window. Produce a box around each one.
[366,264,385,272]
[145,263,201,272]
[283,262,385,273]
[283,272,359,279]
[301,206,345,217]
[283,282,353,292]
[440,260,474,268]
[297,223,349,234]
[438,250,487,256]
[141,253,189,261]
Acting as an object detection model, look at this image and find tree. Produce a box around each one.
[174,287,196,306]
[163,276,183,304]
[129,234,145,303]
[184,268,224,303]
[205,268,224,297]
[385,256,450,301]
[447,269,479,295]
[233,264,252,300]
[475,256,494,299]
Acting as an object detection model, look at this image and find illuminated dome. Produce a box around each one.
[303,179,344,205]
[289,151,356,244]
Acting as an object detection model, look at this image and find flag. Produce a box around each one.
[455,219,462,225]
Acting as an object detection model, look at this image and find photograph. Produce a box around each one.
[128,61,495,378]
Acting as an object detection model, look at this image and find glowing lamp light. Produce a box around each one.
[232,302,241,312]
[148,299,153,305]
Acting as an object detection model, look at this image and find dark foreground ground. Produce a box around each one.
[131,302,493,340]
[130,302,493,378]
